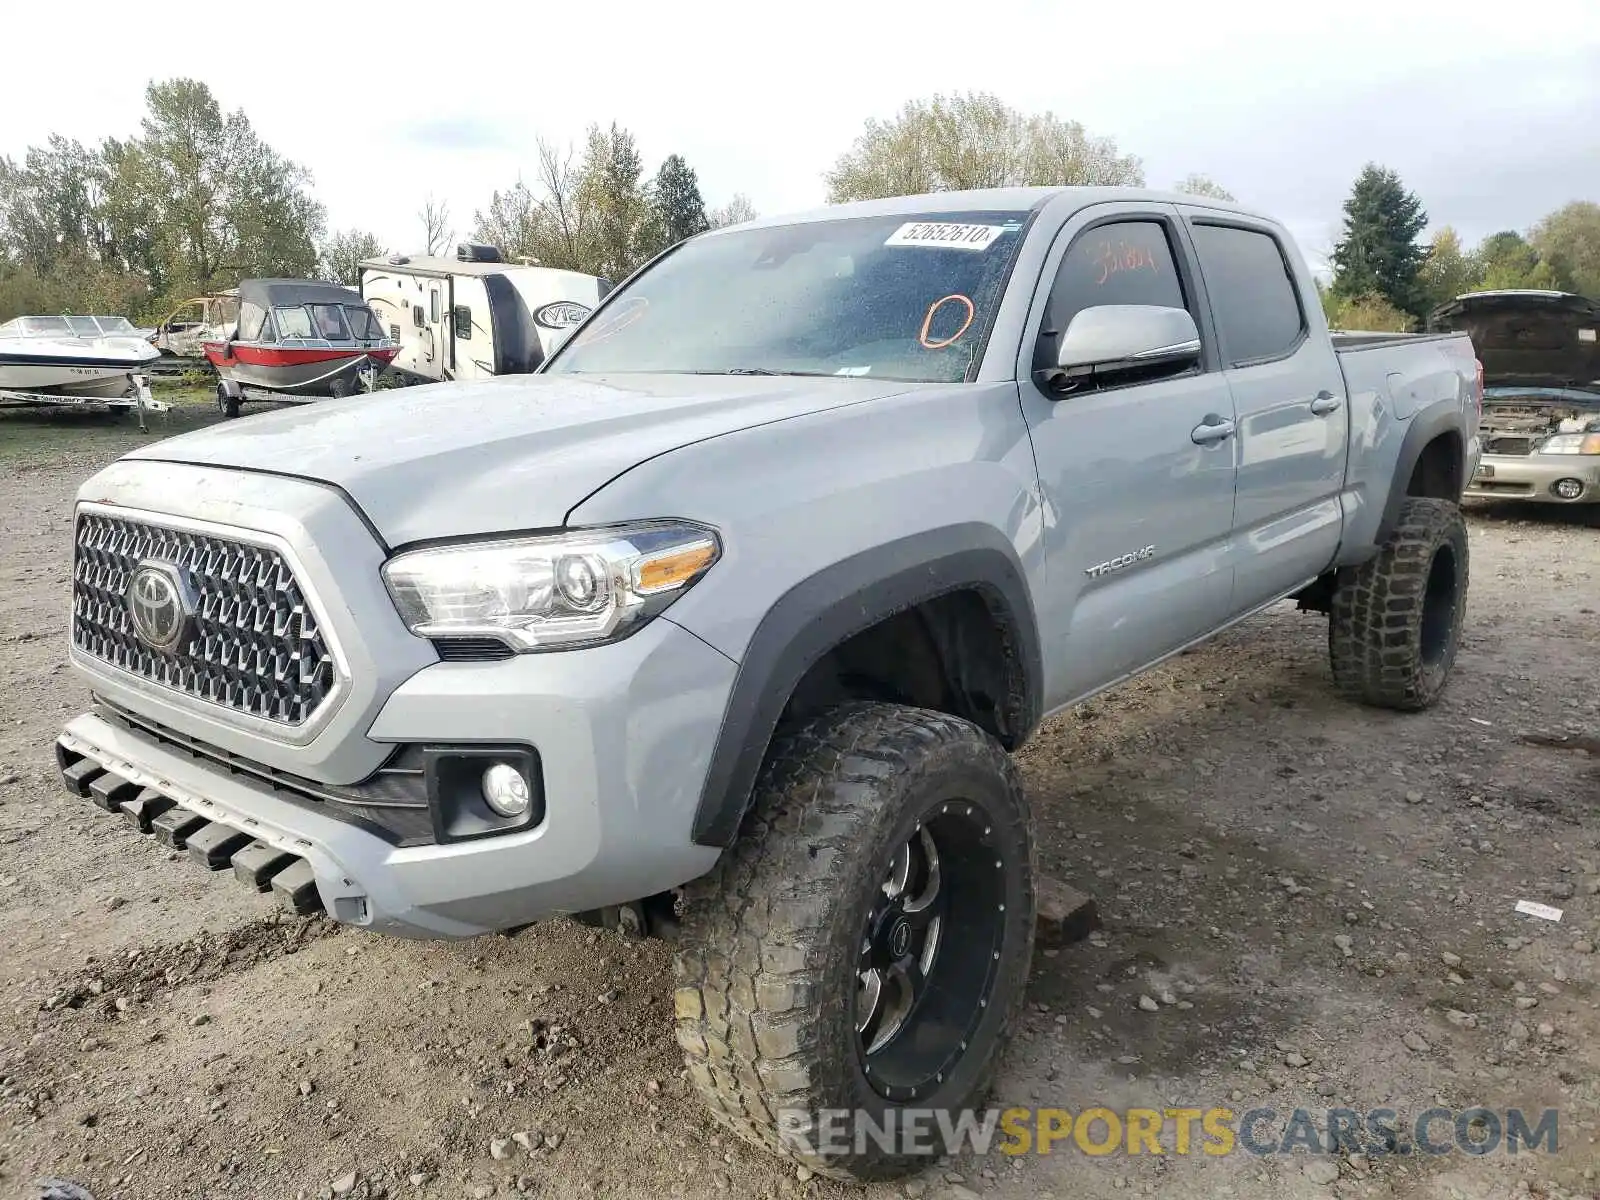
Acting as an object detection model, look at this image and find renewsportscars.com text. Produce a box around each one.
[777,1105,1559,1159]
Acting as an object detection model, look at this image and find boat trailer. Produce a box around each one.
[216,364,380,419]
[0,375,169,432]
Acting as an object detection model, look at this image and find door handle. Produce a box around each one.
[1191,416,1236,446]
[1310,392,1342,416]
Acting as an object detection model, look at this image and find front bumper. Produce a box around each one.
[54,618,734,938]
[1463,453,1600,505]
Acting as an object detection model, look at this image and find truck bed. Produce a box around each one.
[1329,330,1467,351]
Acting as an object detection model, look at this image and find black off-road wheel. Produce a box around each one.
[673,703,1035,1182]
[1329,497,1469,710]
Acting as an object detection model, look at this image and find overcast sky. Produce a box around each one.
[7,1,1597,272]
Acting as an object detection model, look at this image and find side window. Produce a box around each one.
[453,305,472,340]
[1035,219,1190,373]
[274,306,315,339]
[258,313,277,344]
[429,288,440,324]
[1189,223,1304,365]
[412,304,425,329]
[236,302,266,342]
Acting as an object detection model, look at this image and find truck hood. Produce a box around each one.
[126,372,906,546]
[1429,290,1600,390]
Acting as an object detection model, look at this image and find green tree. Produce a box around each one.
[1320,282,1413,333]
[1173,174,1234,201]
[1329,164,1429,320]
[1475,230,1560,290]
[1530,201,1600,299]
[1418,226,1482,313]
[578,122,651,280]
[824,92,1143,203]
[126,79,324,292]
[320,228,386,286]
[472,140,597,274]
[0,136,112,273]
[648,154,709,252]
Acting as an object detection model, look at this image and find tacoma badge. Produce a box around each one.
[1085,545,1156,578]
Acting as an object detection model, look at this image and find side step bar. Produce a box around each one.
[55,739,325,917]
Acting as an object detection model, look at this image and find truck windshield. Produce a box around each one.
[546,211,1029,383]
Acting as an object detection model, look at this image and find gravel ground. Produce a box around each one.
[1,407,1597,1200]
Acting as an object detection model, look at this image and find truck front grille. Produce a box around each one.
[72,513,338,727]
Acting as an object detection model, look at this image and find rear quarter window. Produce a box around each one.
[1189,224,1305,365]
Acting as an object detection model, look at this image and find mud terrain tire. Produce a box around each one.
[1330,497,1469,711]
[673,703,1035,1182]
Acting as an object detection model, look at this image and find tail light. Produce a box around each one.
[1473,358,1484,417]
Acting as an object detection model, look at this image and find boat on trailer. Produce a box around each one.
[203,279,398,417]
[0,315,161,398]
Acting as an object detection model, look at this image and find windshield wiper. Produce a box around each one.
[689,368,844,377]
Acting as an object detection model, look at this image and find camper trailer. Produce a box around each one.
[359,243,608,385]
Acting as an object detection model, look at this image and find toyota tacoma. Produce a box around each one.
[56,187,1481,1180]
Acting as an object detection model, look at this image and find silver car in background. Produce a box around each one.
[1435,290,1600,516]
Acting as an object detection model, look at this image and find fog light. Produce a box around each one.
[482,763,531,817]
[1553,478,1585,500]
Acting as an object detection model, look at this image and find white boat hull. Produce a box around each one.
[0,362,138,397]
[0,335,160,397]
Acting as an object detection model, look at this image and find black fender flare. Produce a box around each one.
[1375,401,1467,546]
[688,525,1042,847]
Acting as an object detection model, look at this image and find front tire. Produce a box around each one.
[1329,497,1469,710]
[673,703,1035,1182]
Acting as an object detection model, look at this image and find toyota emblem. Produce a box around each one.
[125,561,193,654]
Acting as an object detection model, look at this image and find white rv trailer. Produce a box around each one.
[359,243,609,385]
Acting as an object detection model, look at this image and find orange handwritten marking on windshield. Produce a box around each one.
[580,296,649,344]
[1094,239,1162,286]
[920,294,975,349]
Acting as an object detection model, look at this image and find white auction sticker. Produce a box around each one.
[1514,900,1563,922]
[884,222,1006,251]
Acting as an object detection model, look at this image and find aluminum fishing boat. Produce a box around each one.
[203,279,398,398]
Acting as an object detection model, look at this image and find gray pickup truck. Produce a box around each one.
[56,187,1481,1180]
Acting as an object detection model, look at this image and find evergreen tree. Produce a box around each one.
[1330,164,1428,320]
[650,155,709,248]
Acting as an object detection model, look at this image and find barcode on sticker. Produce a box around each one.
[885,222,1005,251]
[1514,900,1563,922]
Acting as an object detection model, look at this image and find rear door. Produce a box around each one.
[1016,204,1239,704]
[1179,212,1348,611]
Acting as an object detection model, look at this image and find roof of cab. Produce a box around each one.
[715,186,1255,232]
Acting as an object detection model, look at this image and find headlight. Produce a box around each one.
[382,522,720,652]
[1540,433,1600,455]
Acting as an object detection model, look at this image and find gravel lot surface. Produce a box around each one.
[2,406,1597,1199]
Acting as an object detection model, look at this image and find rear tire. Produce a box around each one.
[673,703,1035,1182]
[1329,497,1469,710]
[216,386,241,419]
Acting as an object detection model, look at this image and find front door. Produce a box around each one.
[1180,213,1349,611]
[1017,206,1240,706]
